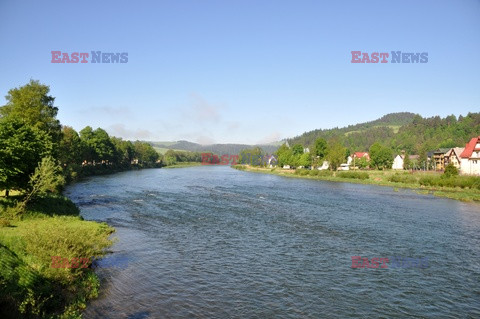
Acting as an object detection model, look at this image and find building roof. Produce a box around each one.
[460,136,480,158]
[354,152,369,158]
[446,147,464,160]
[434,148,451,154]
[396,154,419,160]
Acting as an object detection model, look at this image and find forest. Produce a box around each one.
[0,80,162,196]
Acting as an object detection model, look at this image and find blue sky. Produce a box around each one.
[0,0,479,144]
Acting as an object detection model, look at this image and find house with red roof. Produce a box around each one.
[353,152,370,160]
[459,136,480,175]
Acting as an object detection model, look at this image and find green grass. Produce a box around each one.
[0,195,115,318]
[344,125,401,136]
[164,162,203,168]
[153,147,185,155]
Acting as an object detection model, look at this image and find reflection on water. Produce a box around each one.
[65,166,480,318]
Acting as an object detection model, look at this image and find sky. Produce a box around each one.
[0,0,479,144]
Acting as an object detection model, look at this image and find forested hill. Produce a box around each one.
[149,140,281,155]
[287,112,480,155]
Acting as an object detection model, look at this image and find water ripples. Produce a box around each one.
[64,166,480,318]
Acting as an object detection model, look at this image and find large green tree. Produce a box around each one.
[0,118,51,195]
[58,126,84,165]
[1,80,61,146]
[276,143,293,167]
[326,140,346,171]
[111,137,135,166]
[79,127,116,163]
[313,138,328,159]
[369,142,393,170]
[133,141,159,164]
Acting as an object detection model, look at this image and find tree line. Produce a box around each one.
[287,112,480,158]
[241,138,397,171]
[0,80,162,196]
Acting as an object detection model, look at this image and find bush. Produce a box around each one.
[294,168,310,176]
[337,171,369,180]
[309,169,320,176]
[419,175,436,187]
[444,163,459,177]
[388,173,418,184]
[419,174,480,190]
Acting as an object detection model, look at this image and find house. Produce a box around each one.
[392,155,403,170]
[267,155,277,168]
[317,161,329,170]
[392,154,420,170]
[433,148,450,170]
[347,156,353,165]
[444,147,464,169]
[353,152,370,160]
[459,136,480,175]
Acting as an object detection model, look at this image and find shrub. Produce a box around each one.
[388,173,418,184]
[337,171,369,180]
[295,168,310,176]
[309,169,319,176]
[419,175,436,186]
[317,170,334,177]
[444,163,459,177]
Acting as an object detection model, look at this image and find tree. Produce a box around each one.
[297,152,312,167]
[369,142,393,170]
[58,126,83,165]
[79,127,116,163]
[403,153,411,170]
[356,157,369,169]
[444,163,459,177]
[313,138,328,159]
[21,157,65,210]
[276,143,293,167]
[239,147,264,166]
[133,141,159,164]
[326,140,346,171]
[0,117,51,196]
[0,80,61,146]
[111,137,135,166]
[292,144,304,156]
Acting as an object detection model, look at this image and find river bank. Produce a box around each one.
[233,165,480,202]
[0,194,115,318]
[163,162,203,168]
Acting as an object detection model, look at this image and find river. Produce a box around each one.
[64,166,480,318]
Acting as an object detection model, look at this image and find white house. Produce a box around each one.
[267,155,277,168]
[392,155,403,170]
[460,136,480,175]
[444,147,464,169]
[317,161,329,170]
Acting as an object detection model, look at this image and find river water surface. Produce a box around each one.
[65,166,480,318]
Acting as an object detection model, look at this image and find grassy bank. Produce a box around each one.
[232,165,480,202]
[0,195,115,318]
[163,162,203,168]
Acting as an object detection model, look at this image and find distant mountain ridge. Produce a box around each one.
[287,112,417,147]
[148,140,281,155]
